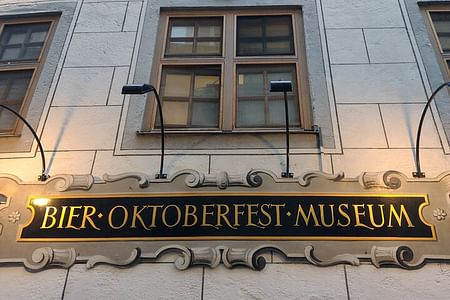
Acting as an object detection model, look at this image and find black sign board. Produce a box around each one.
[19,193,435,241]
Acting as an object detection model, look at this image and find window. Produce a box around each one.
[159,65,221,128]
[0,16,57,135]
[146,9,311,132]
[236,15,294,56]
[427,10,450,76]
[166,17,222,56]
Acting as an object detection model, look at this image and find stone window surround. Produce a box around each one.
[120,1,336,153]
[406,0,450,148]
[144,8,311,132]
[425,9,450,75]
[0,2,77,154]
[0,15,58,136]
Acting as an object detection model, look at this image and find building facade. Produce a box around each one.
[1,0,450,298]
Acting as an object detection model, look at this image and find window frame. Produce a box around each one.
[0,15,58,136]
[236,15,295,57]
[144,8,311,133]
[165,17,223,57]
[425,8,450,79]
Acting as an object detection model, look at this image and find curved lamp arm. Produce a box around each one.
[122,84,167,179]
[413,82,450,178]
[270,80,293,178]
[0,104,48,181]
[152,89,166,179]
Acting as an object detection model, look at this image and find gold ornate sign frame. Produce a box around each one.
[1,169,449,271]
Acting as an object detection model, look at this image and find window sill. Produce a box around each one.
[128,128,320,152]
[0,133,21,138]
[137,128,319,135]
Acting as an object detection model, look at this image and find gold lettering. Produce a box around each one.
[183,204,198,227]
[108,205,129,229]
[367,204,385,228]
[258,204,272,227]
[319,204,335,227]
[353,204,374,230]
[216,204,236,229]
[202,204,218,228]
[295,204,320,227]
[65,206,82,230]
[57,206,67,229]
[233,204,246,227]
[247,204,264,229]
[40,206,58,229]
[147,205,163,228]
[131,205,151,231]
[80,206,100,230]
[388,204,415,227]
[272,204,285,226]
[337,204,351,227]
[162,205,181,227]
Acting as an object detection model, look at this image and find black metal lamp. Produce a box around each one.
[413,81,450,178]
[0,104,48,181]
[270,80,294,178]
[122,84,167,179]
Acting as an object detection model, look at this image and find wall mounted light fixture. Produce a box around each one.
[413,82,450,178]
[122,84,167,179]
[270,80,294,178]
[0,104,48,181]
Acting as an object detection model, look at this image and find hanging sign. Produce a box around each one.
[19,193,435,241]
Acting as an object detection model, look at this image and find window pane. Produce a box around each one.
[194,75,220,97]
[166,18,222,56]
[163,101,189,126]
[192,101,219,126]
[171,26,194,38]
[160,65,221,128]
[266,17,291,37]
[237,72,264,97]
[237,99,265,127]
[0,22,50,62]
[266,41,292,54]
[196,41,221,54]
[23,46,42,60]
[7,76,30,101]
[167,41,194,55]
[439,36,450,52]
[163,74,191,97]
[238,19,263,38]
[430,12,450,31]
[0,70,33,103]
[198,25,221,38]
[237,15,294,56]
[236,64,299,128]
[7,32,26,44]
[268,98,299,125]
[30,30,48,43]
[0,70,33,133]
[238,42,263,56]
[0,47,21,61]
[430,12,450,52]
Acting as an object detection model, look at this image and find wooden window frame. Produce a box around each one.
[236,15,295,56]
[236,64,299,128]
[158,65,221,128]
[144,8,311,133]
[425,8,450,79]
[165,17,223,57]
[0,15,58,136]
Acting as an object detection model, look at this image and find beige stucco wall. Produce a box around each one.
[1,0,450,298]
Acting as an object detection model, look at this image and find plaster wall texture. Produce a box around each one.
[1,0,450,298]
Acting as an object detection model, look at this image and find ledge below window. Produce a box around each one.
[123,130,320,151]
